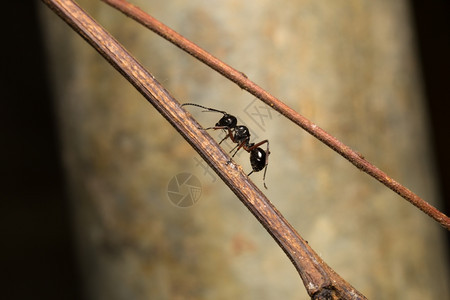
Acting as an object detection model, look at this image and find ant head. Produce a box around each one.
[216,114,237,128]
[181,103,237,129]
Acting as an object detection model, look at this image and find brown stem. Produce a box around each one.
[42,0,368,298]
[100,0,450,231]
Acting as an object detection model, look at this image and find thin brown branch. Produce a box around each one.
[101,0,450,231]
[42,0,368,298]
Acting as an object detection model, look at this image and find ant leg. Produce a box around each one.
[219,128,235,145]
[205,125,228,131]
[262,163,268,189]
[247,169,268,189]
[222,143,241,166]
[218,135,228,144]
[231,142,245,158]
[229,143,239,153]
[245,139,269,152]
[204,126,234,145]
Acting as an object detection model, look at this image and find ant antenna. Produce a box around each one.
[181,103,227,115]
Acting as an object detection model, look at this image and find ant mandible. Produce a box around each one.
[182,103,270,189]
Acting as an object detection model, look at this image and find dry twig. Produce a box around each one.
[42,0,368,298]
[101,0,450,231]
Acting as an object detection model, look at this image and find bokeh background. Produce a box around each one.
[2,1,450,299]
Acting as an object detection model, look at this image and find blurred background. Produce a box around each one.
[2,1,450,299]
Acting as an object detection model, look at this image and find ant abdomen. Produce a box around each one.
[250,147,266,172]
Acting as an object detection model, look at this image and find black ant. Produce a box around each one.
[182,103,270,189]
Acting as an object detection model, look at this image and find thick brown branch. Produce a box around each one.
[101,0,450,231]
[42,0,368,298]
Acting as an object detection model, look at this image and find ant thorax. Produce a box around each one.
[234,126,250,144]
